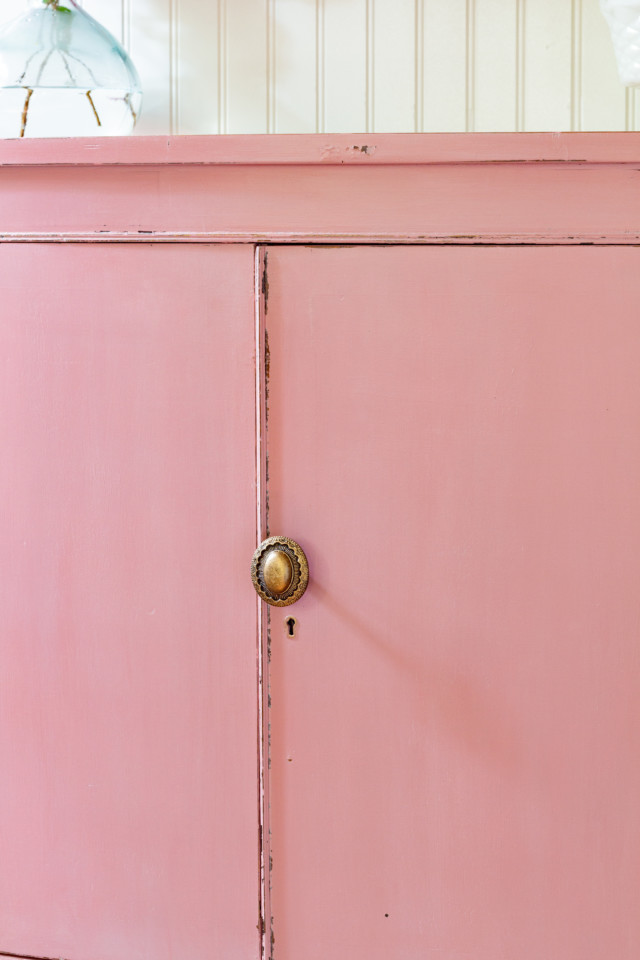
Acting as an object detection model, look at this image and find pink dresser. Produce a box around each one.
[1,134,639,960]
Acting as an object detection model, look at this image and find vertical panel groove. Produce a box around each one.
[218,0,227,134]
[366,0,375,133]
[515,0,525,131]
[571,0,582,131]
[414,0,424,132]
[625,88,633,131]
[169,0,178,135]
[169,0,173,134]
[465,0,475,131]
[316,0,325,132]
[267,0,276,134]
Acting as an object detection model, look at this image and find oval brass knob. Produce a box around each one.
[251,536,309,606]
[263,549,294,595]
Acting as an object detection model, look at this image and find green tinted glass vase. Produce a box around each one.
[0,0,142,137]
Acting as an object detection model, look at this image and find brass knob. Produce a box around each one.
[251,536,309,606]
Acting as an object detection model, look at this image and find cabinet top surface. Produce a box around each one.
[1,132,640,167]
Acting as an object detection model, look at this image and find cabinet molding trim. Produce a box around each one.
[2,232,640,246]
[2,135,640,244]
[2,133,640,166]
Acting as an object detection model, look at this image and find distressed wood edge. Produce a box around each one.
[1,132,640,167]
[0,952,65,960]
[254,245,272,960]
[2,232,640,245]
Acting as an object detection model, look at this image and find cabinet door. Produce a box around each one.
[265,245,640,960]
[0,244,259,960]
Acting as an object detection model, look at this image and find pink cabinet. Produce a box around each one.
[266,244,640,960]
[0,242,259,960]
[0,134,639,960]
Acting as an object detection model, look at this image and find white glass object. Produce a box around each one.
[600,0,640,85]
[0,0,142,138]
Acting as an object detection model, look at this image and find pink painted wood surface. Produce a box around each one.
[266,245,640,959]
[254,247,272,960]
[0,244,259,960]
[1,132,640,166]
[2,135,640,244]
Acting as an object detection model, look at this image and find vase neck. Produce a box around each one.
[26,1,81,10]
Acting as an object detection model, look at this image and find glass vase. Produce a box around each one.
[600,0,640,86]
[0,0,142,138]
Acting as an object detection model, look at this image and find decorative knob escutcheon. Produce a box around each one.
[251,536,309,606]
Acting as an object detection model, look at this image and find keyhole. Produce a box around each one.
[285,616,297,637]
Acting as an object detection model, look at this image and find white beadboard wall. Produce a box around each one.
[0,0,634,135]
